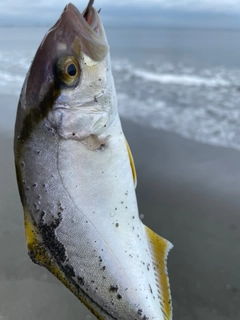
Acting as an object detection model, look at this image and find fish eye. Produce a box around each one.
[67,63,77,77]
[57,56,80,86]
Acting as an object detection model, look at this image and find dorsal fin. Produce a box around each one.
[145,226,173,320]
[125,138,137,188]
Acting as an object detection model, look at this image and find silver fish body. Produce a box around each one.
[14,2,173,320]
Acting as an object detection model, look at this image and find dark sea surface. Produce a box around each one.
[0,26,240,319]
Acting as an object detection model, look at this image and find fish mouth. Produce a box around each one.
[65,1,99,34]
[61,1,108,61]
[82,0,99,33]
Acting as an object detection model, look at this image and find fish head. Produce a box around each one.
[17,1,116,143]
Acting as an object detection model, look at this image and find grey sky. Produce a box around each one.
[1,0,240,28]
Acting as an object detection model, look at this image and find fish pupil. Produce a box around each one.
[67,63,77,77]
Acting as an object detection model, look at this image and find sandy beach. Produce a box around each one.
[0,115,239,319]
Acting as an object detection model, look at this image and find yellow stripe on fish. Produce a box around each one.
[125,138,137,188]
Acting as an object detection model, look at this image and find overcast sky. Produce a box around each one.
[1,0,240,28]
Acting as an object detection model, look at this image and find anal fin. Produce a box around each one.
[145,226,173,320]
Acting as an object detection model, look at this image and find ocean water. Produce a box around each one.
[1,27,240,150]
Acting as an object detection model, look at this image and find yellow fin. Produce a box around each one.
[125,138,137,188]
[145,226,173,320]
[24,209,105,320]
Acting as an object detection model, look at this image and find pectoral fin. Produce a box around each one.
[145,226,173,320]
[125,138,137,188]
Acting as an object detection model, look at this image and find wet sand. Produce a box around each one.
[0,118,239,319]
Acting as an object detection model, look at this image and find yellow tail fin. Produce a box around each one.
[145,226,173,320]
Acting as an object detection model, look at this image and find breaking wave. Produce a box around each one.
[132,69,230,87]
[112,59,240,151]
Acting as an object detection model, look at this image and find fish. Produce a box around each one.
[14,1,173,319]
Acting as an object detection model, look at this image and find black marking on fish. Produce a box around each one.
[15,81,61,207]
[77,276,85,286]
[38,211,67,263]
[64,264,76,278]
[19,81,60,144]
[109,285,118,292]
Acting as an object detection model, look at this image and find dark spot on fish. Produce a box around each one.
[138,309,143,316]
[117,294,122,300]
[64,264,75,278]
[38,211,67,263]
[77,276,85,286]
[109,285,118,292]
[72,132,75,136]
[149,284,153,294]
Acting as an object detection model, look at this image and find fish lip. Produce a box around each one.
[64,2,102,38]
[59,2,108,61]
[82,0,98,32]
